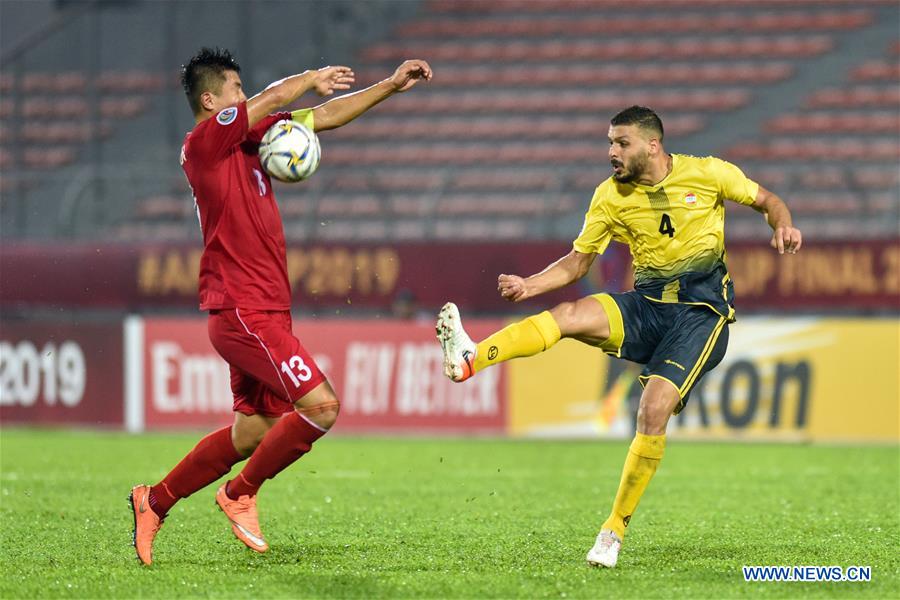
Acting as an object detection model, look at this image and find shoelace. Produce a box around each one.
[230,497,262,531]
[231,498,254,515]
[598,533,617,550]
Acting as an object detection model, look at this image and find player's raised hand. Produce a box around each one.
[771,225,803,255]
[389,60,433,93]
[498,274,529,302]
[312,66,355,96]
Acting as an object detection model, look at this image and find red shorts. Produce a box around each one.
[208,309,327,418]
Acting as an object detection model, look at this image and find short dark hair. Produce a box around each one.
[181,47,241,114]
[610,105,664,141]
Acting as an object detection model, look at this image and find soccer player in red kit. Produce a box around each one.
[129,47,432,565]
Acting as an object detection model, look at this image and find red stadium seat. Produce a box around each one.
[851,167,900,189]
[389,196,432,216]
[22,97,87,118]
[744,167,791,189]
[399,10,870,38]
[135,195,191,220]
[427,0,896,13]
[317,196,382,217]
[437,194,547,216]
[371,89,748,117]
[17,71,87,93]
[278,195,316,218]
[113,222,190,241]
[18,121,114,144]
[330,115,706,142]
[363,36,832,63]
[98,70,167,93]
[100,97,147,118]
[392,220,427,240]
[450,170,560,192]
[806,85,900,108]
[358,63,791,89]
[851,60,900,82]
[21,147,76,168]
[766,111,900,133]
[433,218,528,240]
[726,137,900,161]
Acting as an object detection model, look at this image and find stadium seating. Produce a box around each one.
[851,60,900,82]
[363,36,834,63]
[3,1,898,243]
[724,36,900,236]
[398,10,873,37]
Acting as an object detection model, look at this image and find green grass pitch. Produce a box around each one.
[1,429,897,598]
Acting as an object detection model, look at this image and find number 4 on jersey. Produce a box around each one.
[659,213,675,238]
[281,355,312,387]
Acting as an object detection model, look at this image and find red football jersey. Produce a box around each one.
[181,102,293,311]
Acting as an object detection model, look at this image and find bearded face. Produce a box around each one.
[611,147,651,183]
[608,124,656,184]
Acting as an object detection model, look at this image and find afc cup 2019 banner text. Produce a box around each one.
[1,240,897,312]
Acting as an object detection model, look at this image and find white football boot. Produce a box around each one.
[436,302,476,382]
[586,529,622,568]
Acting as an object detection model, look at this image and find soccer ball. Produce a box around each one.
[259,119,321,182]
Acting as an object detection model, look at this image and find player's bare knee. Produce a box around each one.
[294,390,341,430]
[549,301,578,334]
[636,382,678,435]
[636,402,668,435]
[313,398,340,430]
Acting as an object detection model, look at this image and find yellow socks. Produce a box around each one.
[472,311,561,372]
[602,432,666,539]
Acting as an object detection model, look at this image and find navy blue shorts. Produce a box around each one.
[592,291,729,413]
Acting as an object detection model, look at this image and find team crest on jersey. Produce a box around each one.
[683,192,697,205]
[216,107,238,125]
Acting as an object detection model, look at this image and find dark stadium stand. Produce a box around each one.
[1,1,897,242]
[723,37,900,238]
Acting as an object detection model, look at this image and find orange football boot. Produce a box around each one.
[215,484,269,553]
[129,484,164,565]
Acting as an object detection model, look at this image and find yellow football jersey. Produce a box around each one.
[573,154,759,320]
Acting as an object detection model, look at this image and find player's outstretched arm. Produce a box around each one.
[751,185,803,254]
[247,66,355,127]
[308,60,432,131]
[498,250,596,302]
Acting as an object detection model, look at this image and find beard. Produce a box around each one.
[611,151,650,183]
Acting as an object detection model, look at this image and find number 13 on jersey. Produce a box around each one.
[281,355,312,387]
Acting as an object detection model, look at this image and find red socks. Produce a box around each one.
[226,412,325,499]
[146,413,326,516]
[149,425,243,517]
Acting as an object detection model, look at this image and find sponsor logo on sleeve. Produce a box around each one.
[216,107,238,125]
[684,192,697,205]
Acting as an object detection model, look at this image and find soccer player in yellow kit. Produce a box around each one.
[436,106,802,568]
